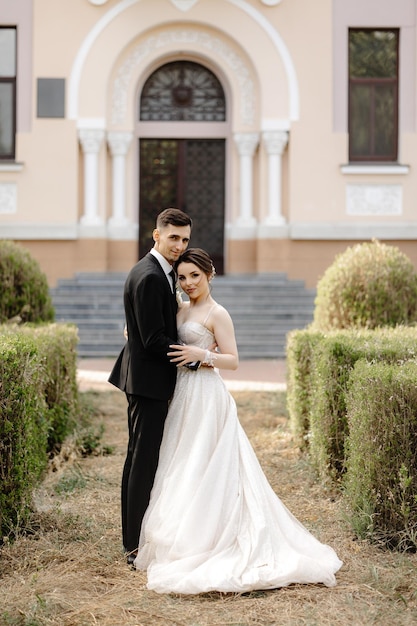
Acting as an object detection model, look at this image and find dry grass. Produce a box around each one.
[1,387,417,626]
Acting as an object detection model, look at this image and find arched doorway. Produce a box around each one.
[138,60,227,273]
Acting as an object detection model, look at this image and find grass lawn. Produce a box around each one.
[1,387,417,625]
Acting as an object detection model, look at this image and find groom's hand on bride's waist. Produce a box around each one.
[168,342,217,369]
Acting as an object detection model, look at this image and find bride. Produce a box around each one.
[134,248,342,594]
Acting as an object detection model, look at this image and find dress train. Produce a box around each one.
[134,322,342,594]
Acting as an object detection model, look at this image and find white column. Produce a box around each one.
[234,133,259,226]
[78,128,105,226]
[107,131,133,227]
[262,130,288,225]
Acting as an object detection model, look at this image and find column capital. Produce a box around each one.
[78,128,105,154]
[234,132,260,157]
[262,130,289,155]
[107,131,133,156]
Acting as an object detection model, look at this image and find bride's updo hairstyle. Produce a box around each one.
[175,248,216,281]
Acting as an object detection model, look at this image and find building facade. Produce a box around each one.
[0,0,416,287]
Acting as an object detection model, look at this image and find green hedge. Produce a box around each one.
[0,324,79,538]
[23,324,79,450]
[286,327,417,481]
[286,328,323,449]
[0,240,55,323]
[0,334,49,536]
[344,360,417,549]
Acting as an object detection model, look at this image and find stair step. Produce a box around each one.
[51,272,316,359]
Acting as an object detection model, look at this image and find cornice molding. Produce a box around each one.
[0,223,79,239]
[289,223,417,241]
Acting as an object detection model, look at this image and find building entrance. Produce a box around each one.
[139,137,225,273]
[138,60,227,273]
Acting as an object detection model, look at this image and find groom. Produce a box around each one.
[108,208,192,564]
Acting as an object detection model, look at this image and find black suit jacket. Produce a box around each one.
[108,253,178,400]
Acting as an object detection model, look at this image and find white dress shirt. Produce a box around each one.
[150,248,175,292]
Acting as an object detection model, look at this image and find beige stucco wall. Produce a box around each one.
[1,0,417,289]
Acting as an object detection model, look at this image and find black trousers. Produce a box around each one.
[121,393,168,553]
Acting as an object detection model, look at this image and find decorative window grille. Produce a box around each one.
[140,60,226,122]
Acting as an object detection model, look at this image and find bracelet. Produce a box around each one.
[203,350,217,367]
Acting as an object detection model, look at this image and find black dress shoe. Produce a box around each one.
[126,551,137,566]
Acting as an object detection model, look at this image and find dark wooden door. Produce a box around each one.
[139,138,225,274]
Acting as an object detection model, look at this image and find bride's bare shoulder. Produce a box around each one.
[213,302,231,319]
[210,303,234,329]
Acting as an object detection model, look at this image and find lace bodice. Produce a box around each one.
[178,322,215,350]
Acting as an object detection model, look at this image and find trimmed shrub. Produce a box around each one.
[344,360,417,549]
[299,327,417,481]
[286,328,324,448]
[24,324,79,450]
[0,240,55,323]
[0,334,49,536]
[0,323,79,538]
[313,240,417,331]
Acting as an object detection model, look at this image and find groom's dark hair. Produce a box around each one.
[157,208,192,230]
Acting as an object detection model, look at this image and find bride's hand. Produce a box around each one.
[168,344,205,366]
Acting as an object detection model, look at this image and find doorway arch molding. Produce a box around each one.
[110,27,255,129]
[68,0,299,125]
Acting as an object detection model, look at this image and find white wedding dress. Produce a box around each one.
[134,321,342,594]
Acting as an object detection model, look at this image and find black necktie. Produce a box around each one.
[169,269,176,293]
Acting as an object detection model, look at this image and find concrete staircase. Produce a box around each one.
[50,272,316,359]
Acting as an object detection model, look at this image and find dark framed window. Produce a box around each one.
[349,29,399,162]
[0,27,16,160]
[140,60,226,122]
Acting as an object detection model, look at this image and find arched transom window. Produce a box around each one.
[140,60,226,122]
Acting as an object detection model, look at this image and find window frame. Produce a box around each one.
[348,28,399,163]
[0,26,17,161]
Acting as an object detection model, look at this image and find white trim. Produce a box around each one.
[77,223,107,238]
[6,221,415,242]
[170,0,200,9]
[68,0,299,121]
[290,222,417,240]
[341,164,410,175]
[262,130,288,226]
[77,117,107,129]
[138,122,228,138]
[0,162,24,172]
[0,182,17,214]
[0,224,78,239]
[346,184,402,217]
[261,118,291,131]
[107,222,139,240]
[227,0,299,120]
[225,222,257,240]
[257,223,290,238]
[68,0,139,120]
